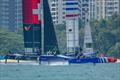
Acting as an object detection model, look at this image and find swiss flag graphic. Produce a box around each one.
[25,26,31,31]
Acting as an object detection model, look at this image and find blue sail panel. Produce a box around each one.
[65,8,79,10]
[65,2,78,5]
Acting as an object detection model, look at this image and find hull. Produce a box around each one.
[39,55,69,65]
[0,56,5,60]
[1,54,117,65]
[4,55,38,60]
[39,54,117,64]
[39,55,68,61]
[68,57,117,64]
[40,61,69,66]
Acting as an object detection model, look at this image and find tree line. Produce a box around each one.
[91,13,120,58]
[0,27,24,55]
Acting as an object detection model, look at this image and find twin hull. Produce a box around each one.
[39,55,117,64]
[2,54,117,65]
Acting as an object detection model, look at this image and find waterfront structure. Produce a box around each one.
[0,0,22,32]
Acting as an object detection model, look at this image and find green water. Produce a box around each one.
[0,63,120,80]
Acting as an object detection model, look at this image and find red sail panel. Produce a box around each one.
[33,14,39,24]
[22,0,41,24]
[23,0,33,24]
[66,14,80,17]
[32,0,40,9]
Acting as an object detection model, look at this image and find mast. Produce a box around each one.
[41,0,44,55]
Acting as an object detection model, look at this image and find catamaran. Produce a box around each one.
[0,0,117,65]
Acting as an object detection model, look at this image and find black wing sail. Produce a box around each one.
[23,24,41,50]
[43,0,60,54]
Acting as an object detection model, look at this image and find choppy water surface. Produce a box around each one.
[0,63,120,80]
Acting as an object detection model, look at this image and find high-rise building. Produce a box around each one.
[48,0,82,25]
[81,0,120,21]
[48,0,66,25]
[94,0,120,20]
[81,0,90,21]
[0,0,22,32]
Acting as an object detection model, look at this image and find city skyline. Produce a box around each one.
[0,0,120,31]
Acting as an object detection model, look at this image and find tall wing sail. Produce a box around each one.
[22,0,41,53]
[43,0,59,54]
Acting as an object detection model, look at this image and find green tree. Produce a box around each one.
[108,42,120,58]
[0,27,24,55]
[90,14,120,57]
[98,19,108,28]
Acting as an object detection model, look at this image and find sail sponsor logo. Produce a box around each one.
[23,0,41,24]
[25,26,31,31]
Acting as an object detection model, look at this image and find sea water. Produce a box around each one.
[0,63,120,80]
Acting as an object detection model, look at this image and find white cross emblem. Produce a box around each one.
[32,3,41,20]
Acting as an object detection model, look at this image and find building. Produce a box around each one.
[81,0,90,21]
[0,0,22,32]
[81,0,120,21]
[94,0,120,20]
[48,0,66,25]
[119,0,120,13]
